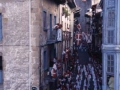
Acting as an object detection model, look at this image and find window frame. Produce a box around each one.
[107,30,114,44]
[43,51,48,70]
[54,16,56,26]
[49,14,53,32]
[107,54,114,74]
[43,10,47,31]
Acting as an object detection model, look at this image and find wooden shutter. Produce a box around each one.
[44,51,47,70]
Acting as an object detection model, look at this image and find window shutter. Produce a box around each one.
[0,14,2,41]
[54,16,56,25]
[43,11,47,31]
[50,14,52,31]
[44,51,47,70]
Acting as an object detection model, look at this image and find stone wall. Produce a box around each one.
[31,0,41,89]
[0,0,30,90]
[39,0,59,89]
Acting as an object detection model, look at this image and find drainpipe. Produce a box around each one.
[29,0,32,90]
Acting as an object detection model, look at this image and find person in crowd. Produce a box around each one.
[108,76,114,90]
[86,32,92,50]
[62,49,66,63]
[51,68,57,78]
[87,73,91,88]
[53,62,57,71]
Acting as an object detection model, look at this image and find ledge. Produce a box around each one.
[102,44,120,51]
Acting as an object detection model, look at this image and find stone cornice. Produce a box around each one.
[102,44,120,51]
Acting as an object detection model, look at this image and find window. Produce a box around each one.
[54,16,56,25]
[0,14,2,41]
[43,11,47,30]
[0,56,2,84]
[107,54,114,73]
[50,14,52,31]
[108,0,115,7]
[107,30,114,44]
[44,51,48,70]
[108,10,115,27]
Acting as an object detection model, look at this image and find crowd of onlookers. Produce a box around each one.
[49,43,102,90]
[51,56,102,90]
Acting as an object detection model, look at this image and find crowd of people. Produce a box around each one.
[74,57,102,90]
[49,30,103,90]
[53,56,102,90]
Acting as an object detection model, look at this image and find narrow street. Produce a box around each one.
[54,40,102,90]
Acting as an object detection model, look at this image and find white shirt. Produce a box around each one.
[62,50,65,55]
[86,33,92,43]
[82,32,86,40]
[78,65,80,72]
[84,79,87,86]
[53,63,57,70]
[51,68,56,77]
[76,74,80,80]
[57,29,62,41]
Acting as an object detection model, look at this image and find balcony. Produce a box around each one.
[46,30,57,44]
[74,9,80,18]
[63,31,71,41]
[53,0,66,5]
[46,29,62,44]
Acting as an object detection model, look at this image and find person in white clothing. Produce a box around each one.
[76,74,80,81]
[83,78,87,90]
[77,64,80,73]
[87,74,91,88]
[53,63,57,71]
[86,32,92,49]
[51,68,57,78]
[85,70,88,78]
[83,65,86,72]
[76,80,80,90]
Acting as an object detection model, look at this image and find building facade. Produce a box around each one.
[102,0,120,90]
[0,0,39,90]
[0,0,76,90]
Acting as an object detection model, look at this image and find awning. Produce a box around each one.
[67,0,76,9]
[85,8,92,17]
[74,9,80,17]
[85,11,92,17]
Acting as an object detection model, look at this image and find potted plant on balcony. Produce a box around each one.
[62,7,67,15]
[62,7,71,17]
[65,12,70,18]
